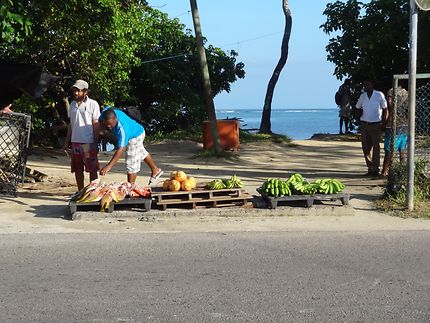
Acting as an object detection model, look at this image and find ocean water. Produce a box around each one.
[216,108,339,140]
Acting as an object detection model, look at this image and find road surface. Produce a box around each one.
[1,231,429,322]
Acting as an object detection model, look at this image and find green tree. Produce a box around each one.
[321,0,430,88]
[129,8,245,133]
[0,0,32,44]
[1,0,245,136]
[1,0,147,101]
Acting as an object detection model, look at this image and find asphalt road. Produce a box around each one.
[1,231,430,322]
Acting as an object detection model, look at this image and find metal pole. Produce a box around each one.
[407,0,418,211]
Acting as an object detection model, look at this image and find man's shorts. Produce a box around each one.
[384,131,408,152]
[71,143,99,173]
[126,133,149,174]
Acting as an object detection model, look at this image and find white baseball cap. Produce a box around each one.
[72,79,89,90]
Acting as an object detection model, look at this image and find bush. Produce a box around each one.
[385,159,430,202]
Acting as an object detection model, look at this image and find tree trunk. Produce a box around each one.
[189,0,222,153]
[259,0,292,134]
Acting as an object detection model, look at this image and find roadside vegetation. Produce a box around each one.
[3,0,430,147]
[1,0,244,142]
[145,128,291,145]
[322,0,430,92]
[377,159,430,219]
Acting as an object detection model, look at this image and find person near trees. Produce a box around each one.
[381,84,408,177]
[336,78,353,134]
[0,103,13,116]
[62,80,101,191]
[356,80,388,177]
[98,107,163,185]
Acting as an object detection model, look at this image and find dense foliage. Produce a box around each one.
[321,0,430,90]
[129,9,244,132]
[0,0,31,44]
[1,0,245,136]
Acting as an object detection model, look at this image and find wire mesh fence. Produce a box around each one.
[0,113,31,196]
[386,74,430,201]
[390,75,430,161]
[414,81,430,158]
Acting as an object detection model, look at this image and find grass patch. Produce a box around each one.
[376,198,430,219]
[146,128,292,145]
[239,130,292,144]
[379,159,430,219]
[146,129,201,143]
[408,203,430,219]
[191,149,239,161]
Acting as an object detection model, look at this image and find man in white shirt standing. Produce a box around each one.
[63,80,101,190]
[356,80,388,177]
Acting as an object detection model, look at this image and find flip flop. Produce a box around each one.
[67,191,81,201]
[148,169,164,185]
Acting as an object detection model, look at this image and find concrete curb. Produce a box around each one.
[73,202,356,220]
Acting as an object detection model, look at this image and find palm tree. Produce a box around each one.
[259,0,292,134]
[189,0,222,153]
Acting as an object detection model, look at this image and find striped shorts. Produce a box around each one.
[126,133,149,174]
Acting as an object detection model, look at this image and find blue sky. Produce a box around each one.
[147,1,340,110]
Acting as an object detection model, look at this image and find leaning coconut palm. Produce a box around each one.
[190,0,222,153]
[259,0,292,134]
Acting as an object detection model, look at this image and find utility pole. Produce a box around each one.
[407,0,418,211]
[189,0,222,153]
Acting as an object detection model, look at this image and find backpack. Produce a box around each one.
[335,90,343,106]
[116,106,142,124]
[114,106,150,132]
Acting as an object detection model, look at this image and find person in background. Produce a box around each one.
[356,80,388,177]
[381,84,409,177]
[337,79,353,134]
[0,103,13,116]
[62,80,100,191]
[98,107,163,185]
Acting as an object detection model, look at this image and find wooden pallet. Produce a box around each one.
[151,187,251,210]
[69,197,152,220]
[259,190,350,209]
[25,167,48,182]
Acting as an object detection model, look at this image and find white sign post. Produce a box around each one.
[407,1,418,211]
[407,0,429,210]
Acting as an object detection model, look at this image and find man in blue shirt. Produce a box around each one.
[99,108,163,185]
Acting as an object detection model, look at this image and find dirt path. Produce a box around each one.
[1,137,428,233]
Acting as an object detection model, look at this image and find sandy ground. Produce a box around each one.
[1,136,430,233]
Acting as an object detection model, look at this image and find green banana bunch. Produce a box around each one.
[207,179,226,190]
[286,173,308,194]
[314,178,345,194]
[286,173,303,185]
[328,179,346,193]
[259,178,292,197]
[258,173,346,197]
[223,174,244,189]
[291,181,306,194]
[302,183,319,194]
[208,175,244,190]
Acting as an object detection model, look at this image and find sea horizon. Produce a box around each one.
[215,107,340,140]
[216,107,336,111]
